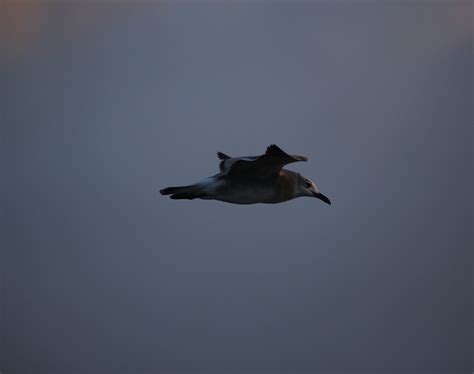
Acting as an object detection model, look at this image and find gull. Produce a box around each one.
[160,144,331,205]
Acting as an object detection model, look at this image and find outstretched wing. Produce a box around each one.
[220,144,307,179]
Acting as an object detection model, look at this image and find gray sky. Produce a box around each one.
[2,2,472,373]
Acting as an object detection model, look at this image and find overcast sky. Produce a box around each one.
[2,2,473,373]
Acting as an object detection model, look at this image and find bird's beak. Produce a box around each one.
[313,192,331,205]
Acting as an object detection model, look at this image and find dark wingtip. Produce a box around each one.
[267,144,284,152]
[266,144,307,162]
[265,144,288,157]
[217,151,231,160]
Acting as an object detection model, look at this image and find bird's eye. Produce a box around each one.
[305,181,312,188]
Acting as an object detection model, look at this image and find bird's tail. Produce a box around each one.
[160,185,201,200]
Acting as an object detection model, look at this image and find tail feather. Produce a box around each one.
[160,185,195,195]
[170,193,198,200]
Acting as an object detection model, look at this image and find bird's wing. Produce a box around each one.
[220,144,308,179]
[217,152,231,160]
[217,152,231,171]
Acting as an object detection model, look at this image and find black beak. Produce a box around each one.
[313,192,331,205]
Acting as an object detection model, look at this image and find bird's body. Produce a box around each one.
[160,144,331,205]
[185,169,296,204]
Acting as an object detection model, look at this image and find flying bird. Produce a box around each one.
[160,144,331,205]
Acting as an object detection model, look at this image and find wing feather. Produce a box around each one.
[221,144,307,179]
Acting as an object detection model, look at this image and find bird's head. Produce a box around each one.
[296,173,331,205]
